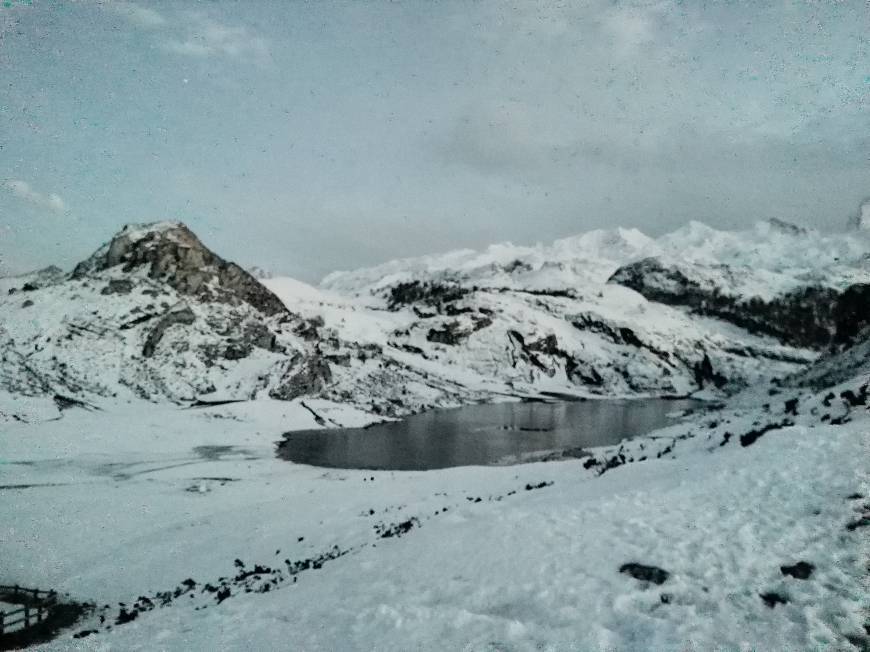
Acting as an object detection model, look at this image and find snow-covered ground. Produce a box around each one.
[1,217,868,649]
[2,373,867,650]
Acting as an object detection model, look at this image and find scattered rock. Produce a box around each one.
[386,280,469,311]
[845,516,869,531]
[269,357,332,401]
[427,321,470,345]
[142,306,197,358]
[740,420,791,447]
[619,563,670,585]
[759,591,788,608]
[780,561,814,579]
[100,279,134,295]
[73,630,98,639]
[375,518,419,538]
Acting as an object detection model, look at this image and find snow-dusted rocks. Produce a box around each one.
[2,217,868,416]
[0,222,309,405]
[307,219,870,402]
[71,221,288,317]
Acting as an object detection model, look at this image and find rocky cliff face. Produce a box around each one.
[2,217,868,417]
[0,223,307,404]
[71,222,288,317]
[608,257,869,350]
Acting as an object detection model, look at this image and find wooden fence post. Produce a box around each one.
[1,610,5,635]
[24,605,30,628]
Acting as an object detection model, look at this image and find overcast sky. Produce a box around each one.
[1,0,867,281]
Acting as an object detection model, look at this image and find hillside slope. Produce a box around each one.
[2,218,867,418]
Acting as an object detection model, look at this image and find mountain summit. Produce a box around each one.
[71,221,287,317]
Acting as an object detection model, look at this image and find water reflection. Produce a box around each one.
[277,399,696,471]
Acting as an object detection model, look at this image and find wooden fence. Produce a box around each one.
[0,586,57,636]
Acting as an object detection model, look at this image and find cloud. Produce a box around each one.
[98,3,268,64]
[161,16,270,63]
[3,180,67,213]
[103,1,166,29]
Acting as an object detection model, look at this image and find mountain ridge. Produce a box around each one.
[2,216,867,420]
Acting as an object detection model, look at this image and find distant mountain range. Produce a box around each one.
[2,215,868,419]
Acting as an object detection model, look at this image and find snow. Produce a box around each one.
[2,370,867,650]
[323,219,869,299]
[0,601,27,633]
[116,221,185,244]
[3,217,866,418]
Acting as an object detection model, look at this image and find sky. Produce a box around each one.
[0,0,867,281]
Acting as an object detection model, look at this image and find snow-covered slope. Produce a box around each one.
[324,219,868,299]
[2,216,869,650]
[0,223,494,418]
[2,349,867,650]
[0,223,317,406]
[2,218,867,418]
[302,218,867,403]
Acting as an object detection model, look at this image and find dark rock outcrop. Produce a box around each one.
[608,257,848,349]
[142,306,197,358]
[832,283,870,345]
[693,353,727,389]
[101,279,134,295]
[386,280,469,311]
[269,357,332,401]
[427,322,468,345]
[72,222,287,317]
[780,561,814,579]
[619,563,670,585]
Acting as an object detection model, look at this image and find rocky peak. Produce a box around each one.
[71,221,288,317]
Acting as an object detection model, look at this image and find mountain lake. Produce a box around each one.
[277,398,700,470]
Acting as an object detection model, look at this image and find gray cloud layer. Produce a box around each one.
[0,0,867,280]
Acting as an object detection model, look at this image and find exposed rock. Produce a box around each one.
[527,333,559,355]
[387,280,469,311]
[72,222,287,317]
[293,316,324,341]
[739,420,791,447]
[101,279,134,295]
[269,357,332,401]
[223,343,252,361]
[832,283,870,346]
[759,591,789,608]
[780,561,814,579]
[693,353,726,389]
[143,307,197,358]
[765,218,807,235]
[427,321,470,345]
[609,257,843,349]
[619,563,670,585]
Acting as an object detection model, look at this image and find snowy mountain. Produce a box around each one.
[2,218,868,420]
[308,218,868,403]
[3,216,870,650]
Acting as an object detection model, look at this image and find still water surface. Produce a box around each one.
[277,398,697,470]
